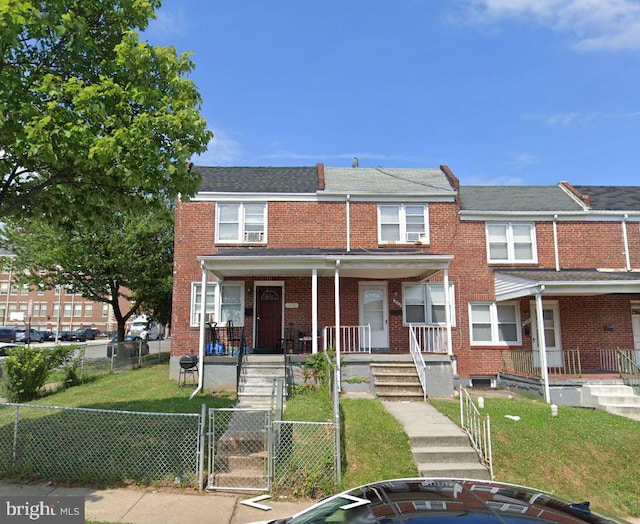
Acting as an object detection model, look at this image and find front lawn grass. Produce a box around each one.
[430,395,640,519]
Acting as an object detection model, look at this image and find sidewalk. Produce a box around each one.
[0,480,313,524]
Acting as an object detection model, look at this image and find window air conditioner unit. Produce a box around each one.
[244,231,264,242]
[406,232,427,243]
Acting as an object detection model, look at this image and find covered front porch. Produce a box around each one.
[494,268,640,403]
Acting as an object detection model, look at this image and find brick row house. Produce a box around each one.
[170,164,640,404]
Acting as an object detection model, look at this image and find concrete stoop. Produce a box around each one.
[237,354,286,408]
[383,401,491,481]
[372,363,425,401]
[582,384,640,421]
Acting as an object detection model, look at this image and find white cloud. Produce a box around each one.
[463,0,640,51]
[194,130,242,166]
[145,9,187,40]
[509,152,539,169]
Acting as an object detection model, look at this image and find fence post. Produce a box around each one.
[198,403,206,491]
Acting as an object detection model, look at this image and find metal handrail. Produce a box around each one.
[617,348,640,395]
[235,329,246,394]
[458,387,493,479]
[409,326,428,401]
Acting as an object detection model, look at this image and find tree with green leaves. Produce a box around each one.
[2,203,175,341]
[0,0,211,220]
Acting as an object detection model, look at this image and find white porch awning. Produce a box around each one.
[495,268,640,301]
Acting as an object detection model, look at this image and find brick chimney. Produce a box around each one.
[316,163,325,190]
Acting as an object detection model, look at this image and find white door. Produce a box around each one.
[632,312,640,351]
[530,302,563,368]
[359,283,389,349]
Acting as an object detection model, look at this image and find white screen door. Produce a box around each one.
[531,302,563,368]
[359,283,388,349]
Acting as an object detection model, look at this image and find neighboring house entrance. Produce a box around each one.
[255,286,283,352]
[632,303,640,351]
[531,301,563,368]
[359,282,389,349]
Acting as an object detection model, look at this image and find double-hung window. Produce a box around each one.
[191,282,244,327]
[403,283,455,325]
[486,223,536,263]
[469,302,520,345]
[216,203,266,244]
[379,204,429,244]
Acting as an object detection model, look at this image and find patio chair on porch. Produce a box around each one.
[226,320,242,355]
[281,323,296,354]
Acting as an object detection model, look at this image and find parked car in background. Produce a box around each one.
[107,335,149,358]
[39,330,56,342]
[58,330,86,342]
[262,478,625,524]
[75,328,97,340]
[15,328,43,343]
[0,327,17,343]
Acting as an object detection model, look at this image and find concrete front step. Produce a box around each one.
[417,462,491,480]
[374,373,422,385]
[412,446,481,464]
[236,394,275,407]
[377,391,425,402]
[409,434,472,448]
[371,363,416,374]
[603,405,640,421]
[596,394,640,406]
[214,470,266,488]
[227,452,267,470]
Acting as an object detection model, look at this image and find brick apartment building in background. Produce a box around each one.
[0,248,130,336]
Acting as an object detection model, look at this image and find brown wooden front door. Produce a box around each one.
[255,286,282,351]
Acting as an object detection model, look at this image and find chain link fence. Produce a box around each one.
[0,403,203,487]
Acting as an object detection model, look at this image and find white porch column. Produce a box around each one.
[334,261,341,391]
[535,287,551,404]
[312,268,319,354]
[443,268,453,357]
[190,263,207,399]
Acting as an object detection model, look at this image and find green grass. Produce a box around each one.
[430,395,640,519]
[3,366,638,519]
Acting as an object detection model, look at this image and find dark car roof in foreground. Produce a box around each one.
[279,478,626,524]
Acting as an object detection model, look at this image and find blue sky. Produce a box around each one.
[145,1,640,185]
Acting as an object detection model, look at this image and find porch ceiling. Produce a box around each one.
[197,248,453,281]
[495,268,640,301]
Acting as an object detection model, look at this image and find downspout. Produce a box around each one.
[534,285,551,404]
[189,263,207,399]
[334,260,341,391]
[622,214,631,271]
[553,215,560,271]
[346,195,351,252]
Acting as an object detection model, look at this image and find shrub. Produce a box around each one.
[2,346,49,402]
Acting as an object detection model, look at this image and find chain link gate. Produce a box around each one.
[207,408,272,492]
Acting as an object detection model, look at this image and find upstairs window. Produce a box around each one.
[216,203,266,244]
[403,283,455,326]
[486,223,536,263]
[379,204,429,244]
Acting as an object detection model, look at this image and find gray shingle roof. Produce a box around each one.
[194,166,318,193]
[573,185,640,211]
[323,167,455,196]
[459,186,583,212]
[496,268,640,282]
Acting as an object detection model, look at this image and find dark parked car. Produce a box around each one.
[58,330,86,342]
[15,328,43,343]
[107,335,149,358]
[0,327,17,343]
[264,478,625,524]
[75,327,97,340]
[39,330,56,342]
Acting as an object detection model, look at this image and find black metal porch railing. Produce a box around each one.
[205,322,244,356]
[617,349,640,395]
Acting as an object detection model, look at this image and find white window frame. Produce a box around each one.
[402,283,455,326]
[469,301,521,346]
[486,222,537,264]
[378,204,429,244]
[190,281,245,327]
[215,202,267,244]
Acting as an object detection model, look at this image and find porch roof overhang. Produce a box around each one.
[495,268,640,301]
[198,248,454,281]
